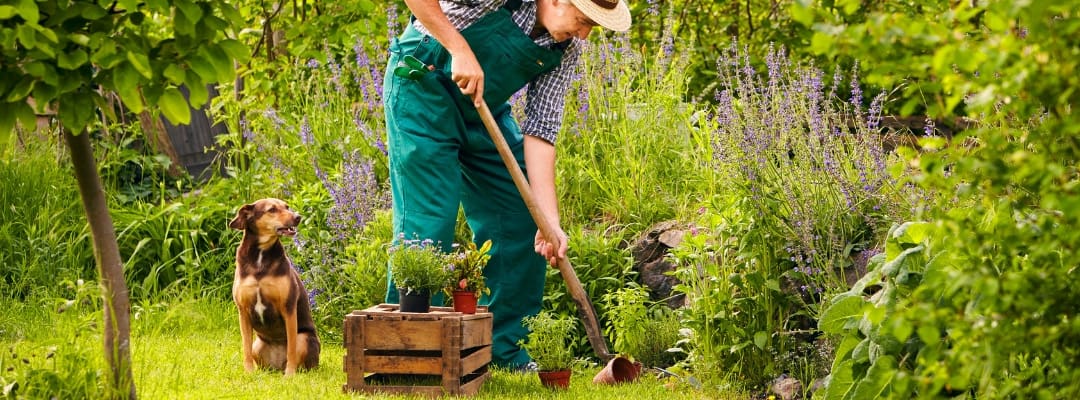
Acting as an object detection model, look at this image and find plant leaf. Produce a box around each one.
[819,293,866,334]
[851,355,897,399]
[158,87,191,125]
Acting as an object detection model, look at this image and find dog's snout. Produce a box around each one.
[294,213,302,225]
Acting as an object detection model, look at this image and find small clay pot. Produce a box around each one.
[538,369,572,389]
[451,290,478,314]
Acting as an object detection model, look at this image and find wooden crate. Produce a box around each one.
[343,304,493,397]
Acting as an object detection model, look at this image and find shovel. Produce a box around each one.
[474,100,614,363]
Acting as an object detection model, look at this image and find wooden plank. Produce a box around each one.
[353,384,445,397]
[365,320,443,350]
[343,314,366,387]
[459,370,490,396]
[364,355,443,375]
[462,316,493,348]
[461,346,491,375]
[441,317,463,392]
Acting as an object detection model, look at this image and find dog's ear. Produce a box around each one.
[229,204,255,230]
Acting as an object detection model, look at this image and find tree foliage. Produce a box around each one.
[0,0,249,133]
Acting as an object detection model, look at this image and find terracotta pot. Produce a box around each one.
[451,290,478,314]
[398,289,431,313]
[592,356,642,384]
[537,369,571,389]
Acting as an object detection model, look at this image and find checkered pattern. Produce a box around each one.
[411,0,582,144]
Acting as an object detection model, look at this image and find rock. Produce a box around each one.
[770,375,803,400]
[630,221,686,308]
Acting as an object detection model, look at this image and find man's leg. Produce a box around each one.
[459,107,547,368]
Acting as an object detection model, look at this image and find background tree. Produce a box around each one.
[0,0,247,398]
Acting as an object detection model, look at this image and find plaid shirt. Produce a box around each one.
[412,0,582,144]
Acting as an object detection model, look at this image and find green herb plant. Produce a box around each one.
[602,285,682,368]
[520,311,577,372]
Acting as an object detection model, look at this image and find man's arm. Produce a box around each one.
[524,134,568,266]
[402,0,485,104]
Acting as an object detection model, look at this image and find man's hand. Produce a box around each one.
[451,50,485,107]
[534,228,568,267]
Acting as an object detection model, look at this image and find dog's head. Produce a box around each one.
[229,198,301,242]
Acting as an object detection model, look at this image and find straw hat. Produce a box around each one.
[568,0,631,32]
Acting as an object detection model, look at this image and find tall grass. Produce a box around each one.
[0,140,94,300]
[558,33,705,233]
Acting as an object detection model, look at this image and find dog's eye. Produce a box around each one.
[268,206,277,213]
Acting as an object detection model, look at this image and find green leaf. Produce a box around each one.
[810,32,834,55]
[0,6,16,19]
[753,331,768,350]
[16,24,36,49]
[819,293,866,334]
[204,45,235,82]
[174,0,203,23]
[186,80,208,109]
[890,221,930,246]
[0,102,17,138]
[789,1,814,26]
[850,338,870,363]
[851,355,897,399]
[880,245,924,277]
[187,53,218,83]
[163,64,186,84]
[823,359,856,400]
[158,87,191,125]
[126,51,153,79]
[5,79,34,102]
[916,324,939,345]
[837,0,859,15]
[57,91,96,133]
[112,63,144,114]
[14,0,38,24]
[57,49,88,70]
[218,39,250,64]
[831,334,861,371]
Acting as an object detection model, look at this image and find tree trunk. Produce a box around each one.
[62,127,137,400]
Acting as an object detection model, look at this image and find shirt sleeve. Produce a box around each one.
[520,39,583,145]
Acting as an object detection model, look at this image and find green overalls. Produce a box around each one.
[382,4,565,369]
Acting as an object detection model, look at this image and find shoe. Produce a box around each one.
[512,361,538,373]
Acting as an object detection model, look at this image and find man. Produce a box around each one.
[383,0,631,369]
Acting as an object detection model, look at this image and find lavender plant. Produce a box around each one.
[706,41,913,298]
[672,42,916,391]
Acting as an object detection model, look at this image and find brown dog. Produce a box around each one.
[230,198,320,375]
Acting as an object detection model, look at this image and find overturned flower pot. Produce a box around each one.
[593,356,642,385]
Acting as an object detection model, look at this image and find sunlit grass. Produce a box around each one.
[0,297,736,399]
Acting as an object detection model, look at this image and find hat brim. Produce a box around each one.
[569,0,631,32]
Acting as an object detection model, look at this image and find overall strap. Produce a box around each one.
[502,0,522,11]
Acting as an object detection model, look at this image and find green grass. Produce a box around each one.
[0,297,733,399]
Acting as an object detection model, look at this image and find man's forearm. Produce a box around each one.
[523,134,560,228]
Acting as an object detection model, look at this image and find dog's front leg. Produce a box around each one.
[238,313,256,373]
[283,309,299,376]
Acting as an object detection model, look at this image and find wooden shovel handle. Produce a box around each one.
[475,101,614,363]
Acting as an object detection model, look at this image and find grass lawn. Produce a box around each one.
[1,297,731,399]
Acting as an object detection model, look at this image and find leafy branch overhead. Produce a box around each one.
[0,0,250,134]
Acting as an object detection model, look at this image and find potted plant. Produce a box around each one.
[389,235,452,313]
[446,239,492,314]
[519,311,576,389]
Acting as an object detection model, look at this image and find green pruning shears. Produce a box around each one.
[393,55,431,80]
